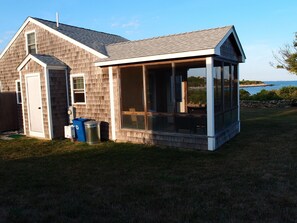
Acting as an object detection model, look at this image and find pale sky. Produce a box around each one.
[0,0,296,81]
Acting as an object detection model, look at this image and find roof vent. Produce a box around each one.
[56,12,59,28]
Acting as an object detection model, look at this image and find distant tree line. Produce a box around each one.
[187,76,206,87]
[239,80,264,85]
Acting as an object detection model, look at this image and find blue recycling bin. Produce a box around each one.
[73,118,89,142]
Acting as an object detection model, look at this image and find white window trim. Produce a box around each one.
[0,80,2,92]
[25,30,37,55]
[15,80,22,104]
[70,74,87,105]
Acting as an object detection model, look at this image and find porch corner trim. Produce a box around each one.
[108,66,116,141]
[206,57,216,151]
[208,137,216,151]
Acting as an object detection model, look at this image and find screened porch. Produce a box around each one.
[119,58,239,136]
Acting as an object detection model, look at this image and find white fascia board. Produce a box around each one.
[215,27,246,62]
[95,49,216,67]
[17,54,47,71]
[1,17,108,60]
[0,17,31,59]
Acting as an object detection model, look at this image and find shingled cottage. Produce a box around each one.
[0,17,245,150]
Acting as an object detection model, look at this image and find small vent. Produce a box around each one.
[56,12,59,28]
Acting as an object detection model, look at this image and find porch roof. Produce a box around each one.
[96,25,245,66]
[17,54,67,71]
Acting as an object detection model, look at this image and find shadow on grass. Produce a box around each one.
[0,107,297,222]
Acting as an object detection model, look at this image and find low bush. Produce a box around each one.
[277,86,297,99]
[240,89,251,100]
[251,89,281,101]
[240,86,297,100]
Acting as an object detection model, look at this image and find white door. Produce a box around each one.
[26,74,44,137]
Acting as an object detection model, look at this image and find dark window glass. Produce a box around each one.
[72,76,85,103]
[16,81,22,104]
[27,32,36,54]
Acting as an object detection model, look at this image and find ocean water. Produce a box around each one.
[240,81,297,95]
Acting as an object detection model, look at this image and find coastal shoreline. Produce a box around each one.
[239,83,274,88]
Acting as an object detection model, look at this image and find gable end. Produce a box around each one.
[220,34,241,62]
[0,17,109,59]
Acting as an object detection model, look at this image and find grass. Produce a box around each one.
[0,107,297,222]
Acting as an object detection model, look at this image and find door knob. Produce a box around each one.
[38,107,41,109]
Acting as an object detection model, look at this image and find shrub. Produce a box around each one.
[240,89,251,100]
[250,89,281,101]
[277,86,297,99]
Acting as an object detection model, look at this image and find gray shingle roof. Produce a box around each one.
[32,54,66,67]
[32,17,129,55]
[103,26,233,61]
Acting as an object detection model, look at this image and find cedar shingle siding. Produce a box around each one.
[0,19,115,137]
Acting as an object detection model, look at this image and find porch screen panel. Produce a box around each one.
[231,65,239,123]
[214,60,224,133]
[223,64,231,110]
[146,64,175,132]
[174,61,207,135]
[214,60,239,134]
[147,64,173,113]
[232,65,238,108]
[214,61,223,114]
[121,66,145,129]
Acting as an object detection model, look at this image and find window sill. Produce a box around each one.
[72,102,86,105]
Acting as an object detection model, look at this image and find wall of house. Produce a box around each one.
[0,21,112,137]
[0,23,27,131]
[215,122,240,149]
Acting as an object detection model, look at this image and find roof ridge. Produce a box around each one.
[30,17,127,39]
[107,25,233,47]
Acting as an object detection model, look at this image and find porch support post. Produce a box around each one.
[108,66,116,141]
[206,57,215,151]
[237,65,241,132]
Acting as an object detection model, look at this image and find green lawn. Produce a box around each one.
[0,107,297,222]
